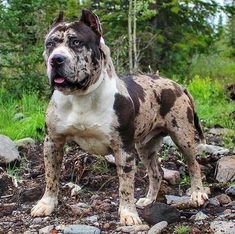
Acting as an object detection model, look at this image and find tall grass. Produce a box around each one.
[0,89,47,140]
[188,76,234,129]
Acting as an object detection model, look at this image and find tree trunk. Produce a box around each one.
[133,0,137,73]
[128,0,133,74]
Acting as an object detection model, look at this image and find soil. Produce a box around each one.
[0,132,234,234]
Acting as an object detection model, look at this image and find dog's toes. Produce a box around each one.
[191,191,208,206]
[31,199,56,217]
[136,197,152,209]
[120,210,142,226]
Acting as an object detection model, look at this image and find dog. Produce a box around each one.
[31,9,208,225]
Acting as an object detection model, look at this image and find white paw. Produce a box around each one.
[190,191,208,206]
[120,209,142,225]
[31,196,57,217]
[136,197,153,209]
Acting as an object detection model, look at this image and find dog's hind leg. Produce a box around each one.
[136,136,163,208]
[31,135,64,217]
[169,127,208,206]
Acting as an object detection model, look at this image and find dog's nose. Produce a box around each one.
[51,54,66,66]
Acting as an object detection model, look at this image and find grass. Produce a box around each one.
[188,76,235,129]
[0,89,47,140]
[174,225,191,234]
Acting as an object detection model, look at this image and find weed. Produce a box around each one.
[92,155,110,174]
[180,175,190,186]
[174,225,191,234]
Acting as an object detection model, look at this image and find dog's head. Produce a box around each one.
[44,9,105,95]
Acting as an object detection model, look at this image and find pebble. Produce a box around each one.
[38,225,54,234]
[147,221,168,234]
[226,185,235,196]
[85,215,99,222]
[208,197,220,207]
[64,182,82,196]
[116,225,149,233]
[162,167,180,185]
[210,220,235,234]
[63,224,100,234]
[192,211,208,221]
[32,217,43,224]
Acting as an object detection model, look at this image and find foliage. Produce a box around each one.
[174,225,191,234]
[188,76,235,129]
[0,89,46,140]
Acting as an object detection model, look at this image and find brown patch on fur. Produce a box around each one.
[187,107,193,124]
[159,89,176,117]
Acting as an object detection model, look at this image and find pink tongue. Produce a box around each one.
[54,78,65,84]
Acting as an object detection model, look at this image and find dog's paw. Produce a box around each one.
[120,210,142,225]
[136,197,153,209]
[31,197,57,217]
[190,191,208,206]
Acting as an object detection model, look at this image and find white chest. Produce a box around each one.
[50,76,118,155]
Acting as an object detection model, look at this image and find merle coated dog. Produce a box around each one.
[31,9,208,225]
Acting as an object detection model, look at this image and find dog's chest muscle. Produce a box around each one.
[51,80,117,155]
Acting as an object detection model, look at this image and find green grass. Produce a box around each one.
[174,225,191,234]
[188,76,235,129]
[0,89,47,140]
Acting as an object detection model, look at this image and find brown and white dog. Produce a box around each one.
[31,9,208,225]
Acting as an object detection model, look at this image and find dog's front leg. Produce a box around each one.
[114,148,142,225]
[31,135,64,217]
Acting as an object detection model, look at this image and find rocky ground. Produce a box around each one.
[0,128,235,234]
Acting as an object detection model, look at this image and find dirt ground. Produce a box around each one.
[0,133,234,234]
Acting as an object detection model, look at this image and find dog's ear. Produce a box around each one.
[80,9,102,36]
[51,11,64,28]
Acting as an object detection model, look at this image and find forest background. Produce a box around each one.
[0,0,234,141]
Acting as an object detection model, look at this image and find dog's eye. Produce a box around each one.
[46,41,54,49]
[71,39,83,47]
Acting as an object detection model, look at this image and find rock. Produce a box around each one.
[104,154,115,164]
[64,182,82,196]
[13,113,25,121]
[20,186,43,202]
[64,224,100,234]
[147,221,168,234]
[208,197,220,207]
[68,203,90,216]
[216,194,232,205]
[216,156,235,182]
[38,225,54,234]
[116,225,149,233]
[163,136,175,147]
[143,202,180,225]
[0,135,20,164]
[85,215,99,222]
[191,211,208,221]
[165,195,192,209]
[209,128,234,136]
[226,185,235,196]
[210,221,235,234]
[15,138,35,149]
[197,143,229,155]
[162,167,180,185]
[32,217,42,224]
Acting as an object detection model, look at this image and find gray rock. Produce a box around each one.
[192,211,208,221]
[216,156,235,182]
[210,221,235,234]
[163,136,175,147]
[116,225,149,233]
[208,197,220,207]
[64,225,100,234]
[162,167,180,185]
[0,135,20,164]
[15,138,35,149]
[143,202,180,225]
[209,128,234,136]
[13,113,25,121]
[32,217,42,224]
[39,225,54,234]
[226,185,235,196]
[197,143,229,155]
[147,221,168,234]
[165,195,192,209]
[85,215,99,222]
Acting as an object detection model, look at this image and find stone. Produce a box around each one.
[0,135,20,164]
[216,194,232,205]
[209,128,234,136]
[13,113,25,121]
[116,225,149,233]
[32,217,42,224]
[147,221,168,234]
[104,154,115,164]
[197,143,229,156]
[191,211,208,221]
[216,156,235,182]
[165,195,192,209]
[143,202,180,225]
[163,136,175,147]
[64,182,82,196]
[15,138,35,149]
[162,167,180,185]
[210,221,235,234]
[64,225,100,234]
[69,203,90,216]
[38,225,54,234]
[208,197,220,207]
[85,215,99,223]
[226,185,235,196]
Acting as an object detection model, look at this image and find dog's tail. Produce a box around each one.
[184,88,206,144]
